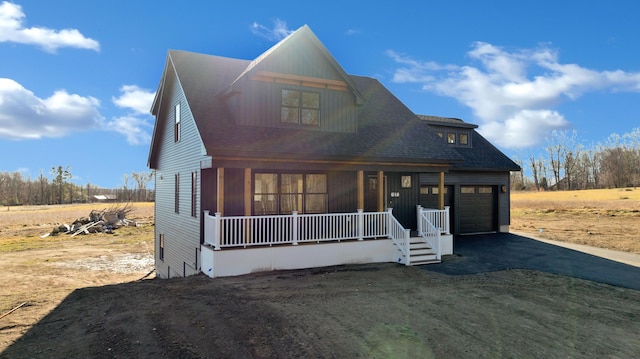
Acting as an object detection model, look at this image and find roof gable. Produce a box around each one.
[227,25,364,103]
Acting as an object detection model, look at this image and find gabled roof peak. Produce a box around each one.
[227,24,364,103]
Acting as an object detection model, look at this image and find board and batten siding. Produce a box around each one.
[420,171,512,234]
[154,72,208,278]
[228,38,359,133]
[235,79,358,133]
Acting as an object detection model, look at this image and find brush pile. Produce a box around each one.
[43,203,138,238]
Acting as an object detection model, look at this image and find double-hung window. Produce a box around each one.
[174,103,181,142]
[191,172,197,217]
[281,89,319,126]
[174,173,180,213]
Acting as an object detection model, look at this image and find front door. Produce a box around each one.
[386,173,419,230]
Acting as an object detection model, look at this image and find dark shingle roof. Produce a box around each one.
[156,28,518,171]
[416,115,520,171]
[192,72,463,165]
[451,131,521,171]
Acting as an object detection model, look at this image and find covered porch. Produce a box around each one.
[200,206,452,278]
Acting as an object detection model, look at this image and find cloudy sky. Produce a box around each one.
[1,0,639,187]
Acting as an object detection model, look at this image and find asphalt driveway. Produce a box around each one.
[423,233,640,290]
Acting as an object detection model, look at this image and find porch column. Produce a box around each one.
[357,170,364,210]
[377,171,384,211]
[438,171,445,210]
[217,167,224,216]
[244,168,252,216]
[244,168,252,244]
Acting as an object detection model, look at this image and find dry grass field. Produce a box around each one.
[510,188,640,254]
[1,195,639,358]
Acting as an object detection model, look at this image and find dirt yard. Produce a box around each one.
[1,195,639,358]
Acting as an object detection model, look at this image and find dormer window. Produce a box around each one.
[447,133,456,144]
[281,89,319,126]
[460,133,468,145]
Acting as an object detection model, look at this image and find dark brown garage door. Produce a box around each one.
[459,185,497,233]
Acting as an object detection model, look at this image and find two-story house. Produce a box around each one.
[148,25,520,278]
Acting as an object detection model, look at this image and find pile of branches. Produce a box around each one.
[44,203,138,238]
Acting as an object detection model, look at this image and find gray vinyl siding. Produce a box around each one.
[153,71,207,278]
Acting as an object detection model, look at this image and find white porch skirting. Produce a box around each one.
[201,239,397,278]
[201,234,453,278]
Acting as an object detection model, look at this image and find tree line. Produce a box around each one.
[511,128,640,191]
[0,167,154,206]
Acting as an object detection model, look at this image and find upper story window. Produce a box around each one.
[174,103,181,142]
[459,133,468,145]
[281,89,319,126]
[434,126,471,148]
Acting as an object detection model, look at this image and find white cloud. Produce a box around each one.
[251,19,293,41]
[105,85,155,145]
[0,1,99,52]
[389,42,640,148]
[112,85,155,115]
[0,78,102,140]
[104,115,152,145]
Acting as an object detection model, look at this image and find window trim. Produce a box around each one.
[459,133,469,145]
[191,171,197,217]
[159,234,165,261]
[174,103,181,142]
[253,172,328,215]
[281,89,320,126]
[174,173,180,214]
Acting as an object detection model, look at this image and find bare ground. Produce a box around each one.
[1,201,640,358]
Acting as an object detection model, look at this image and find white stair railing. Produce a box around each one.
[385,208,411,265]
[416,206,444,260]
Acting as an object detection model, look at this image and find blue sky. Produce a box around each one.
[1,1,639,188]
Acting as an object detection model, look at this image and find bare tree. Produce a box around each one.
[132,171,153,201]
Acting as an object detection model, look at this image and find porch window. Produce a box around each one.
[281,89,319,126]
[305,174,327,213]
[280,174,303,214]
[254,173,327,215]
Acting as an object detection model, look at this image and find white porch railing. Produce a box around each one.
[203,209,400,250]
[416,205,450,261]
[417,205,450,235]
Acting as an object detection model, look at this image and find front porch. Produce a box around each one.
[201,207,452,278]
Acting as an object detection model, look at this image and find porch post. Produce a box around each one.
[244,168,252,244]
[244,168,252,216]
[438,171,445,210]
[357,170,364,211]
[217,167,225,216]
[377,171,384,211]
[357,209,364,241]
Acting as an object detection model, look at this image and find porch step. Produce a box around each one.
[395,237,441,266]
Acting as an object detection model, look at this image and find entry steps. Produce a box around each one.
[403,237,440,266]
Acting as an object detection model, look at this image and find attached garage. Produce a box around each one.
[459,185,497,233]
